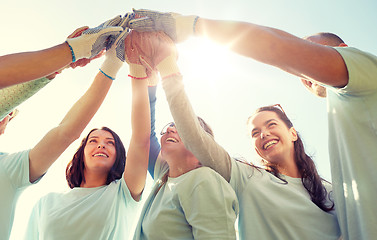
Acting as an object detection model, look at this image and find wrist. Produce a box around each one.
[156,56,180,79]
[65,41,76,62]
[100,59,123,80]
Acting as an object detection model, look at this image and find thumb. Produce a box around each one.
[139,55,154,72]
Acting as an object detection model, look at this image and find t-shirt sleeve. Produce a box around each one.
[334,47,377,94]
[0,150,32,188]
[229,158,257,197]
[120,177,140,206]
[180,168,238,239]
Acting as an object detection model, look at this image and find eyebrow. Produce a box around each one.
[88,136,115,141]
[251,119,277,132]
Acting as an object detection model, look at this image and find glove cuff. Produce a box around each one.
[128,64,148,79]
[65,38,90,61]
[100,59,123,80]
[156,56,180,79]
[176,15,199,42]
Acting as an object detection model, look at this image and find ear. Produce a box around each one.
[289,127,298,142]
[339,43,348,47]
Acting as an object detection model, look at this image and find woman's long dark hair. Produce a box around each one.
[248,105,334,212]
[66,127,126,189]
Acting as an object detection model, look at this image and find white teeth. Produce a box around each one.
[94,153,108,157]
[166,138,178,143]
[264,140,278,150]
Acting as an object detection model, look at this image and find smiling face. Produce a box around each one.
[248,111,298,165]
[83,129,117,174]
[160,123,188,158]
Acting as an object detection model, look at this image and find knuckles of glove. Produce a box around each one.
[67,26,105,68]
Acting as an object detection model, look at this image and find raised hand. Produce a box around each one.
[128,9,199,43]
[99,29,129,80]
[124,30,178,83]
[65,24,123,62]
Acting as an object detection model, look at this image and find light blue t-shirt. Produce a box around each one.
[327,47,377,240]
[0,150,32,240]
[230,159,340,240]
[133,159,239,240]
[25,178,139,240]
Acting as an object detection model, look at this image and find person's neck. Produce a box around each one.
[275,155,300,178]
[165,152,201,178]
[277,164,301,178]
[80,170,107,188]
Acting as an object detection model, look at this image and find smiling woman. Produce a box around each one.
[66,127,123,188]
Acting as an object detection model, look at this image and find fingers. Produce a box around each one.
[133,9,161,18]
[119,12,135,29]
[128,17,155,31]
[68,26,89,38]
[98,15,122,28]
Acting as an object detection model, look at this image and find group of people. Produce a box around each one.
[0,8,375,240]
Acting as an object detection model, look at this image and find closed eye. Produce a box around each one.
[251,131,259,137]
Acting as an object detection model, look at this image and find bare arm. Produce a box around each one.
[123,78,150,201]
[28,72,113,182]
[0,43,72,89]
[195,18,348,87]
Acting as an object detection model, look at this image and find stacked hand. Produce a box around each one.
[99,28,129,80]
[65,16,124,62]
[124,30,179,84]
[128,9,199,43]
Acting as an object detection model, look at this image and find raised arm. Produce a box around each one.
[147,85,161,179]
[122,29,157,200]
[0,43,72,89]
[0,72,60,120]
[0,17,123,89]
[152,32,232,181]
[129,9,348,88]
[194,19,348,87]
[28,30,128,183]
[123,78,150,201]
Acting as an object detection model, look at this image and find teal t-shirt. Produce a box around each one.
[25,178,139,240]
[0,150,32,240]
[327,47,377,240]
[133,159,239,240]
[230,159,340,240]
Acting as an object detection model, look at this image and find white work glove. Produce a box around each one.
[128,9,199,43]
[66,23,123,62]
[99,29,129,80]
[118,12,135,29]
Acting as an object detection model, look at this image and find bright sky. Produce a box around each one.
[1,0,377,239]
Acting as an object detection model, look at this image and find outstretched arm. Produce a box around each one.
[0,73,59,121]
[195,18,348,87]
[129,9,348,88]
[0,17,123,89]
[0,43,71,89]
[28,71,113,182]
[123,78,150,201]
[28,29,128,183]
[153,32,232,181]
[147,85,161,179]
